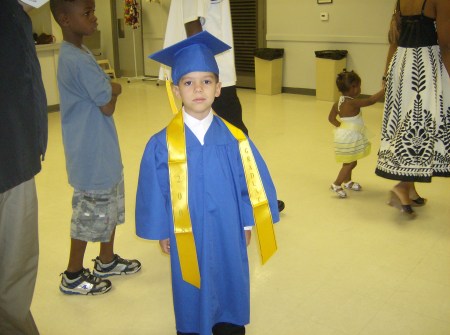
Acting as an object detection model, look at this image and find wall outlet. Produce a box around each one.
[320,12,329,21]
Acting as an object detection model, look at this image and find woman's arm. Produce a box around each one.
[384,2,400,77]
[435,0,450,75]
[384,43,398,77]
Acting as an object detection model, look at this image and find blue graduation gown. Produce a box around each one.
[135,116,279,334]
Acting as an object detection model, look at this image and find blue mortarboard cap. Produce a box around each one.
[149,31,231,84]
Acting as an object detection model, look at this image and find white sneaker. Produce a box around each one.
[60,268,112,295]
[93,254,142,278]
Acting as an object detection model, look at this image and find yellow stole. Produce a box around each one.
[165,82,277,289]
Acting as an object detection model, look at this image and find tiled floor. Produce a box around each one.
[33,79,450,334]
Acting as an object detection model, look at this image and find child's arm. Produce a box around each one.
[159,239,170,254]
[350,88,385,108]
[328,103,341,127]
[99,82,122,116]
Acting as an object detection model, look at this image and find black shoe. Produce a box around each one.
[411,196,427,207]
[277,200,285,212]
[387,191,415,216]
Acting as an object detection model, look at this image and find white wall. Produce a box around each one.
[267,0,396,94]
[28,3,52,36]
[29,2,114,67]
[30,0,397,94]
[95,1,115,68]
[142,0,170,76]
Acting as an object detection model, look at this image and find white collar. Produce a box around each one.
[183,108,214,145]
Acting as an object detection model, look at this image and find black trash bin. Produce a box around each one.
[314,50,347,60]
[254,48,284,95]
[315,50,347,101]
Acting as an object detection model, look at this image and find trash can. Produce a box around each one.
[254,48,284,95]
[315,50,347,101]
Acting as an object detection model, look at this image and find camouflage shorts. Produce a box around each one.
[71,178,125,242]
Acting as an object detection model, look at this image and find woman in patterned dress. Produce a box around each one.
[375,0,450,215]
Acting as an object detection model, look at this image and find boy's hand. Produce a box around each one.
[111,82,122,96]
[159,239,170,254]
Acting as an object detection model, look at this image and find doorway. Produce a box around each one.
[230,0,266,88]
[110,0,144,78]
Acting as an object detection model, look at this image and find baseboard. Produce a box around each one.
[282,87,316,96]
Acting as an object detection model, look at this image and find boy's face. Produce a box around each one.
[172,72,221,120]
[60,0,97,37]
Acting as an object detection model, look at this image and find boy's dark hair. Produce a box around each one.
[336,69,361,93]
[50,0,75,23]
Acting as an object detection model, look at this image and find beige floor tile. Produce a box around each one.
[32,80,450,334]
[386,277,450,322]
[360,305,450,335]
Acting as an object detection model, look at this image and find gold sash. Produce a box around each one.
[167,112,201,288]
[166,82,277,289]
[218,117,278,264]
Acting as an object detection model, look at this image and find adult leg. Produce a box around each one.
[388,181,415,215]
[408,182,426,205]
[392,181,413,205]
[213,86,248,135]
[0,179,40,335]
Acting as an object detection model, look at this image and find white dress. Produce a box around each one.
[334,96,371,163]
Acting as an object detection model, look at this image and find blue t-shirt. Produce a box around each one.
[58,41,122,190]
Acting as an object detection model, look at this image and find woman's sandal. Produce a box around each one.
[387,191,415,215]
[343,181,362,191]
[411,196,427,207]
[330,184,347,198]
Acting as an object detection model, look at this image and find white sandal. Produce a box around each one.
[330,184,347,198]
[343,181,362,191]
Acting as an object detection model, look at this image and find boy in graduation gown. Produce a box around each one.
[135,31,279,335]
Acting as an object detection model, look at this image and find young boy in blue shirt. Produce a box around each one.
[50,0,141,295]
[136,31,279,335]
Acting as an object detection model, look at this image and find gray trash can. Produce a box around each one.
[254,48,284,95]
[315,50,347,101]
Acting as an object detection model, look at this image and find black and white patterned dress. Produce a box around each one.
[375,0,450,182]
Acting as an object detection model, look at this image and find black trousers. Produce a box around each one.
[177,322,245,335]
[212,86,248,135]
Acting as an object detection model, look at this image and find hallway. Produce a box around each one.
[33,80,450,335]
